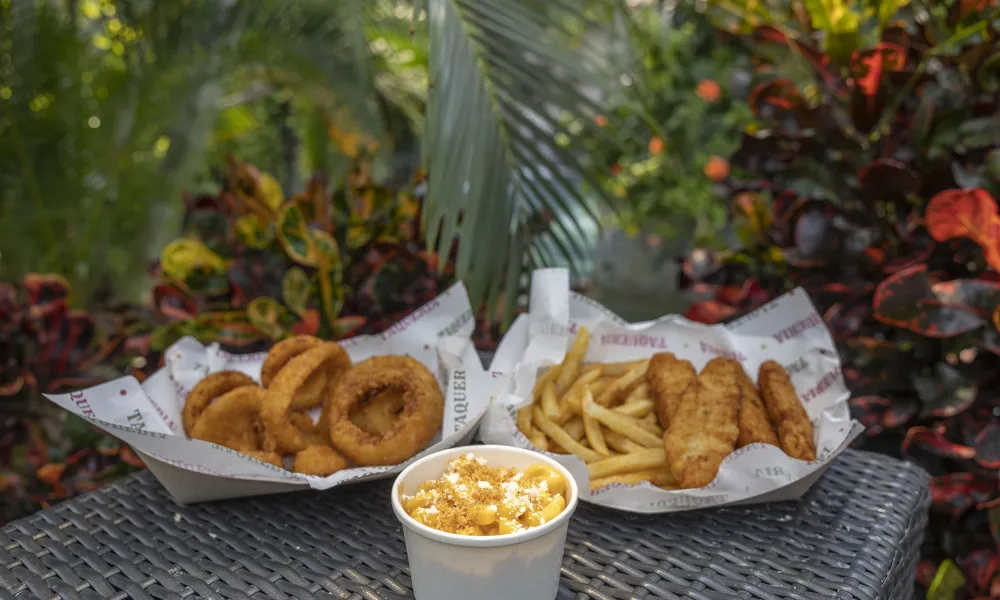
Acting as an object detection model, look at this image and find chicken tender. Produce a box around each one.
[758,360,816,461]
[646,353,697,428]
[736,369,780,448]
[663,358,742,489]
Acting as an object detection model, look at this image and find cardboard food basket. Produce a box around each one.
[478,268,864,513]
[44,282,507,504]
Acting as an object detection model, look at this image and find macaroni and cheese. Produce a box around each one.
[401,453,567,536]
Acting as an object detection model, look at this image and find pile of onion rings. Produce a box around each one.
[182,334,445,477]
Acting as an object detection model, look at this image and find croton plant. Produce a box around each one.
[0,274,149,523]
[151,157,504,352]
[691,0,1000,595]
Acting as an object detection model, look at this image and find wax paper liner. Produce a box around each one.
[479,268,864,513]
[45,282,508,502]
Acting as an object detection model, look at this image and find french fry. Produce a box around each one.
[541,381,560,420]
[527,428,549,452]
[533,365,560,402]
[595,364,647,406]
[642,413,662,430]
[561,370,603,417]
[588,448,667,479]
[600,359,649,376]
[624,382,651,404]
[590,468,676,491]
[533,406,604,463]
[583,412,611,456]
[563,416,585,441]
[612,399,654,418]
[555,328,590,393]
[583,392,663,448]
[517,406,533,433]
[604,429,647,454]
[549,444,568,454]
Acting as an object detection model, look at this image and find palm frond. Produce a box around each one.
[423,0,624,325]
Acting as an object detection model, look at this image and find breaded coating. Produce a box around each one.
[663,358,742,488]
[292,445,348,476]
[646,353,697,428]
[182,370,256,434]
[735,369,780,448]
[243,451,285,468]
[189,386,266,452]
[757,360,816,461]
[289,411,330,447]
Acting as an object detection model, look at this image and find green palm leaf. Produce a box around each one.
[423,0,623,325]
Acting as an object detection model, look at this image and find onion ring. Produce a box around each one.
[292,445,348,476]
[261,342,348,453]
[182,371,256,434]
[261,336,350,409]
[189,386,266,452]
[327,355,443,466]
[349,389,405,436]
[290,411,330,446]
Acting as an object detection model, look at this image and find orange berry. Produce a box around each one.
[704,156,730,181]
[594,114,608,127]
[696,79,722,103]
[648,136,664,155]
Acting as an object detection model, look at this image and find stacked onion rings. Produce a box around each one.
[181,335,445,477]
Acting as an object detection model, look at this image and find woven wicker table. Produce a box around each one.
[1,449,928,600]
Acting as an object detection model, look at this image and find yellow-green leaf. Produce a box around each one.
[235,214,274,249]
[276,203,343,268]
[317,265,345,325]
[282,268,312,316]
[258,173,284,211]
[160,239,227,283]
[277,204,314,265]
[246,297,288,341]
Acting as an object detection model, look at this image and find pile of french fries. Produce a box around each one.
[516,328,677,491]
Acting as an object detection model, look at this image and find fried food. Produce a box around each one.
[289,411,329,446]
[182,370,257,434]
[261,342,348,454]
[663,357,742,489]
[189,386,266,452]
[261,335,351,410]
[327,355,443,466]
[244,451,285,468]
[736,368,780,448]
[293,445,349,476]
[758,360,817,461]
[349,389,406,435]
[646,353,696,429]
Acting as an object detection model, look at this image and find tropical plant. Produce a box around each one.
[689,0,1000,596]
[0,273,149,524]
[583,4,752,246]
[4,0,635,327]
[150,156,447,350]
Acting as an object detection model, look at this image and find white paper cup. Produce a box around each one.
[391,445,579,600]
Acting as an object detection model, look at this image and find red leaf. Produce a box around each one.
[748,79,803,116]
[925,188,998,242]
[291,309,320,336]
[902,426,976,460]
[930,279,1000,318]
[974,423,1000,468]
[929,473,996,518]
[684,300,737,324]
[36,463,66,486]
[851,43,907,97]
[873,265,985,336]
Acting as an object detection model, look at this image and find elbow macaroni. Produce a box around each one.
[402,454,569,536]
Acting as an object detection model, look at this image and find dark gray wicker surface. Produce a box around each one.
[1,450,928,600]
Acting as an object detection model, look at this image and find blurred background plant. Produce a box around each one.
[0,273,150,523]
[688,0,1000,595]
[1,0,642,521]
